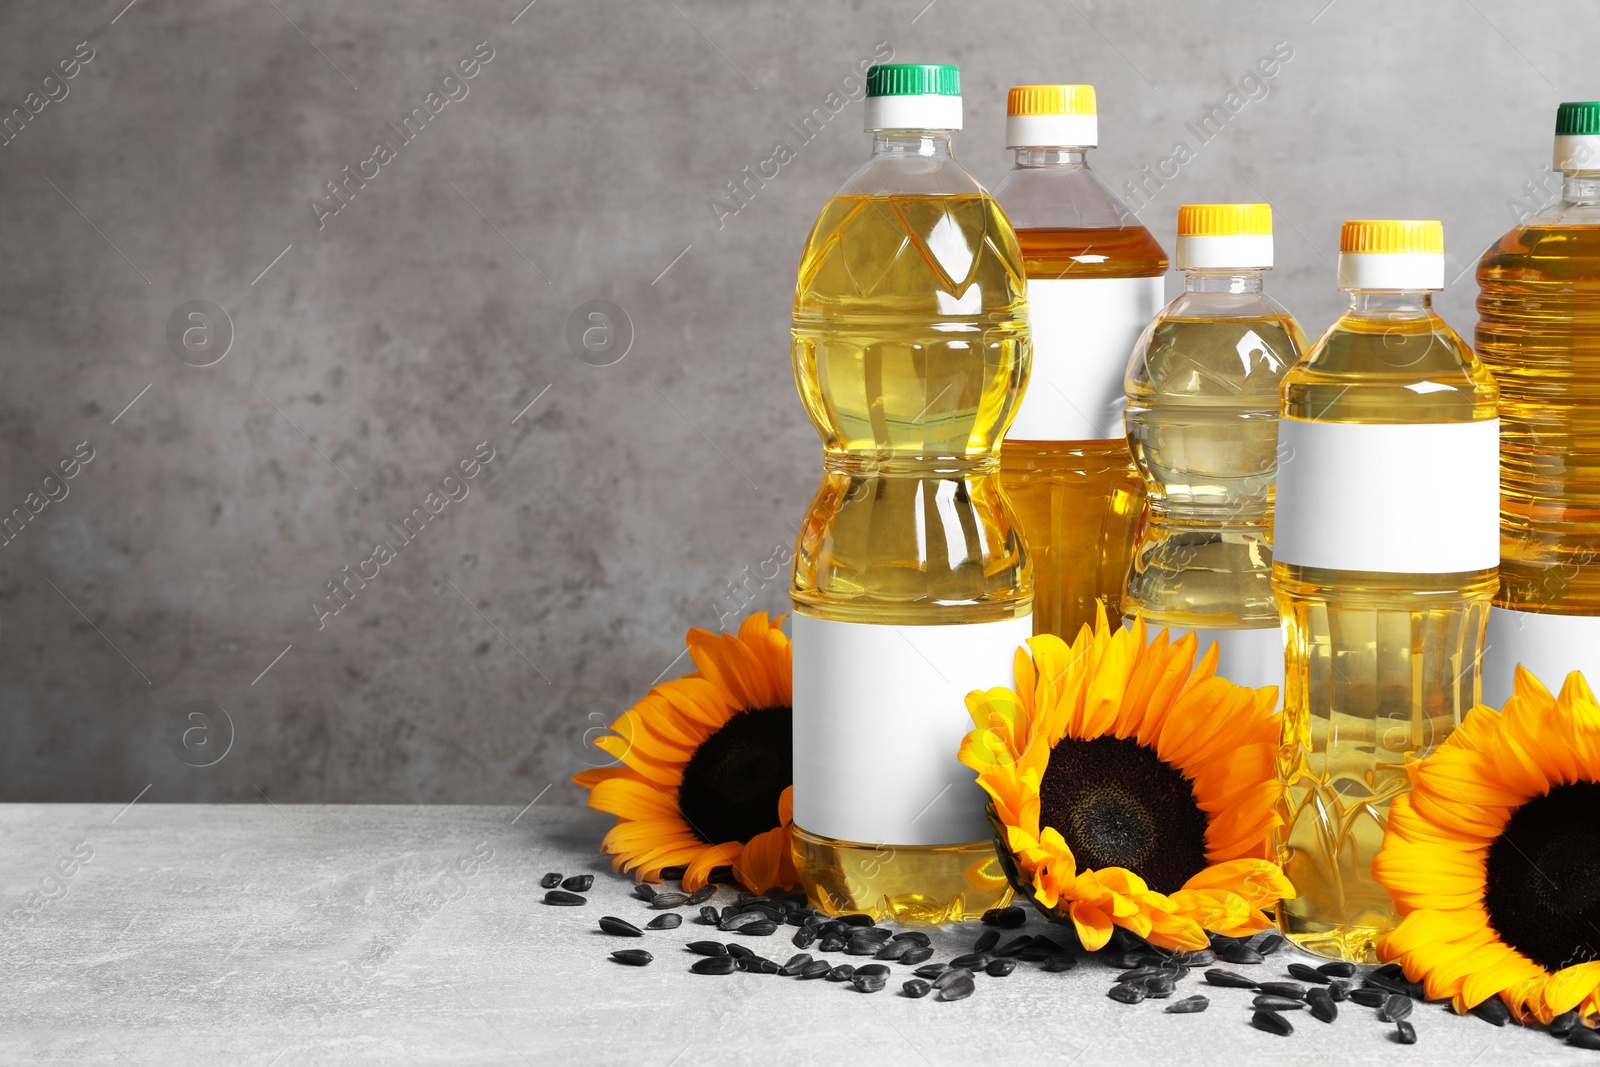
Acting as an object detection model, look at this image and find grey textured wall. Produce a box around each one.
[0,0,1581,803]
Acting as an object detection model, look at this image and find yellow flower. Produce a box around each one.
[573,613,796,894]
[1374,667,1600,1024]
[960,606,1293,951]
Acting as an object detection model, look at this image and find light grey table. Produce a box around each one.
[0,804,1584,1066]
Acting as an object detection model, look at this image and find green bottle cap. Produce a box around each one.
[866,64,960,99]
[1555,102,1600,136]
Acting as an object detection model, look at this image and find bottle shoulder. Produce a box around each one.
[991,162,1147,232]
[1478,206,1600,284]
[1127,298,1306,399]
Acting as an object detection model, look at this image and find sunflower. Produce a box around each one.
[572,613,797,894]
[1373,666,1600,1025]
[959,606,1294,951]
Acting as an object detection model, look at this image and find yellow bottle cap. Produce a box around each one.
[1178,203,1273,237]
[1339,220,1443,255]
[1006,85,1098,149]
[1006,84,1096,117]
[1336,220,1444,289]
[1175,204,1273,269]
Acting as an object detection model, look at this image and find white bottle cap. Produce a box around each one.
[1174,204,1273,270]
[864,64,962,131]
[1335,220,1445,291]
[1005,84,1097,148]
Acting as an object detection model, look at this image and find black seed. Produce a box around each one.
[1166,995,1209,1014]
[1348,987,1386,1008]
[1396,1021,1417,1046]
[1306,987,1337,1023]
[1113,951,1165,970]
[792,927,817,950]
[951,952,992,971]
[986,959,1017,978]
[686,941,727,957]
[826,965,856,982]
[797,960,831,979]
[539,872,562,889]
[1254,933,1286,956]
[851,973,887,993]
[1257,982,1306,1001]
[844,941,879,956]
[817,920,847,938]
[982,906,1027,928]
[1204,969,1259,989]
[1317,961,1356,978]
[1118,966,1167,984]
[1328,979,1350,1002]
[698,906,720,925]
[719,911,766,931]
[938,973,976,1001]
[650,892,689,910]
[900,944,934,965]
[1254,995,1304,1012]
[736,956,780,974]
[914,963,949,980]
[1217,942,1265,965]
[803,914,827,928]
[995,936,1035,958]
[818,937,846,953]
[708,866,736,885]
[633,883,656,901]
[902,979,932,999]
[854,964,890,978]
[1107,983,1146,1005]
[1470,997,1510,1027]
[1251,1009,1294,1037]
[598,916,642,937]
[1552,1010,1581,1037]
[691,956,736,975]
[1569,1027,1600,1050]
[646,913,682,931]
[544,890,586,906]
[1287,963,1329,985]
[785,910,812,927]
[1043,955,1078,972]
[1020,946,1054,963]
[1366,963,1423,998]
[974,929,1000,954]
[780,953,812,975]
[685,885,716,905]
[851,926,892,943]
[1172,949,1216,967]
[610,949,652,966]
[892,930,932,946]
[1378,994,1414,1023]
[933,968,974,990]
[562,874,594,893]
[724,944,752,960]
[838,913,875,927]
[1033,935,1074,956]
[660,865,687,881]
[1143,976,1176,998]
[740,902,783,920]
[874,940,913,962]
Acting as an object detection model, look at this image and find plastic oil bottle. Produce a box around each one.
[788,64,1031,923]
[990,85,1167,639]
[1273,221,1499,962]
[1478,101,1600,706]
[1124,204,1306,689]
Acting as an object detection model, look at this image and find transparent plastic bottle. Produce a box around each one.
[1273,221,1499,963]
[990,85,1167,639]
[1478,101,1600,706]
[1124,204,1306,688]
[788,64,1029,923]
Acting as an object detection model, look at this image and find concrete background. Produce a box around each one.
[0,0,1583,803]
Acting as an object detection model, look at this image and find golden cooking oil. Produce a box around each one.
[789,66,1028,924]
[1273,221,1499,963]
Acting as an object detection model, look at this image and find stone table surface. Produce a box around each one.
[0,804,1584,1066]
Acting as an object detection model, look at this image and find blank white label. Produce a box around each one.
[790,612,1033,846]
[1481,606,1600,709]
[1273,418,1499,573]
[1007,276,1165,442]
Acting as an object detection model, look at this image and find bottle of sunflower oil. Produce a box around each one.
[1479,102,1600,707]
[789,63,1031,923]
[990,84,1168,639]
[1273,220,1500,963]
[1123,204,1306,690]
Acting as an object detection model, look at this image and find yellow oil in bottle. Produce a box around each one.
[790,190,1028,923]
[1001,225,1166,638]
[1274,273,1499,962]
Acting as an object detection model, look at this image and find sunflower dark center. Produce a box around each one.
[1484,781,1600,972]
[1037,735,1209,895]
[677,706,792,846]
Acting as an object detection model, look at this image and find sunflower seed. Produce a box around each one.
[995,935,1035,958]
[1254,995,1304,1012]
[1145,976,1177,998]
[892,930,932,946]
[797,960,832,979]
[1306,987,1337,1023]
[1216,942,1265,965]
[986,958,1017,978]
[719,911,766,931]
[837,913,875,927]
[1396,1020,1418,1045]
[817,920,846,937]
[1204,969,1260,989]
[1470,997,1510,1027]
[950,952,992,971]
[1366,963,1423,998]
[562,874,594,893]
[1377,994,1413,1023]
[1166,995,1209,1014]
[849,928,892,945]
[818,937,846,953]
[1107,983,1146,1005]
[610,949,652,966]
[1251,1009,1294,1037]
[660,865,687,880]
[685,885,716,905]
[844,940,881,956]
[543,890,586,906]
[1287,962,1329,985]
[539,872,562,889]
[902,979,932,999]
[1328,979,1350,1002]
[646,913,682,931]
[708,866,736,885]
[780,953,813,975]
[598,916,643,937]
[851,973,887,993]
[849,964,885,978]
[1568,1027,1600,1050]
[1552,1010,1581,1037]
[938,973,976,1001]
[1172,949,1216,967]
[632,882,656,901]
[792,927,817,950]
[973,929,1000,954]
[900,944,934,965]
[1019,946,1054,963]
[1257,981,1306,1000]
[1043,955,1077,972]
[914,962,948,980]
[933,967,974,990]
[698,906,720,925]
[1113,951,1165,970]
[1118,966,1167,984]
[740,902,783,920]
[725,943,753,960]
[874,940,914,962]
[785,911,811,927]
[1348,987,1386,1008]
[826,964,856,982]
[1317,960,1356,978]
[691,956,736,975]
[982,905,1027,928]
[1254,933,1286,956]
[686,941,727,957]
[650,892,689,910]
[736,956,780,974]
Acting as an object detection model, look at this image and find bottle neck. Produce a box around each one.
[871,130,957,160]
[1564,171,1600,204]
[1183,269,1264,294]
[1345,290,1434,315]
[1011,147,1090,168]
